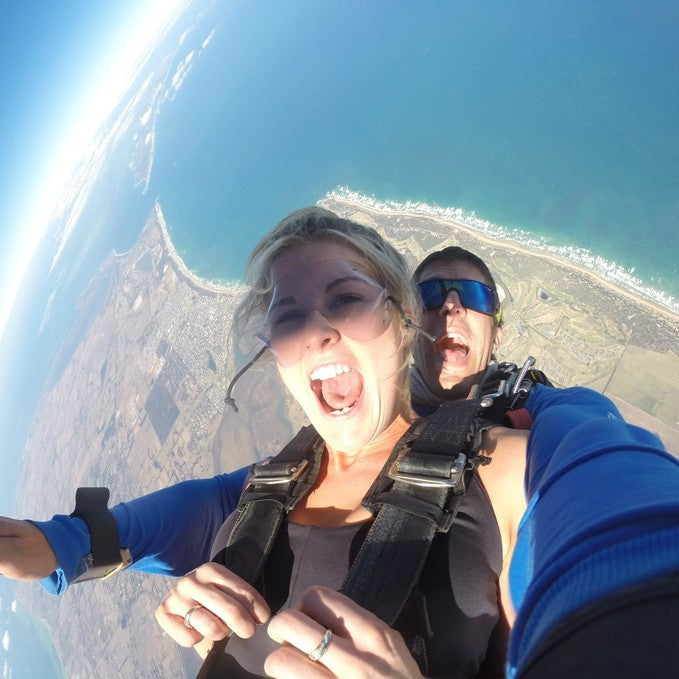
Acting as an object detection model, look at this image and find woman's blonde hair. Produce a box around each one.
[232,207,420,394]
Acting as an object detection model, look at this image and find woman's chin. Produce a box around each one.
[312,407,379,455]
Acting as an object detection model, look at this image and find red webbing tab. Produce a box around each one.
[505,408,533,430]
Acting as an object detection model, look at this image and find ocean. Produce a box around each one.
[0,580,67,679]
[148,0,678,304]
[1,3,677,673]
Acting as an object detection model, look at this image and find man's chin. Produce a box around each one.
[438,367,484,398]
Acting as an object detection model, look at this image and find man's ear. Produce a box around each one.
[492,326,503,354]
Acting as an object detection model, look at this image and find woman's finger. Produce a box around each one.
[173,578,266,638]
[268,587,423,679]
[264,644,335,679]
[156,563,272,646]
[185,562,271,623]
[268,607,340,658]
[266,611,339,678]
[155,594,219,647]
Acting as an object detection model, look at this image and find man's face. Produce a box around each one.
[413,260,502,399]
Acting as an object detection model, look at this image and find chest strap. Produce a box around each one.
[200,425,324,679]
[340,397,488,625]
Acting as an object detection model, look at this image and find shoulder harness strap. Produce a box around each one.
[212,424,324,582]
[339,397,491,626]
[200,425,323,678]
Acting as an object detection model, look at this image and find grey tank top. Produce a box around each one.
[205,474,505,678]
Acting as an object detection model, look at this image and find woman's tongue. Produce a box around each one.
[320,371,363,412]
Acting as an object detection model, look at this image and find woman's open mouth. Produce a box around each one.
[310,363,364,416]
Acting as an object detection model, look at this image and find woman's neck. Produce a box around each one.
[289,412,416,527]
[324,412,414,472]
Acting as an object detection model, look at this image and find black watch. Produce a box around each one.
[69,487,132,583]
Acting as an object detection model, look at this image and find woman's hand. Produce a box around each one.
[155,562,271,649]
[0,516,58,580]
[265,586,424,679]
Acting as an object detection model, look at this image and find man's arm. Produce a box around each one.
[508,385,679,674]
[1,467,248,595]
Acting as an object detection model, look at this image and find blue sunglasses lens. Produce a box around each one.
[417,279,498,316]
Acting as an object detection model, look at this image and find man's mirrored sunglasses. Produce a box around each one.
[417,278,500,318]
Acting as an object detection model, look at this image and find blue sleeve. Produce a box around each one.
[30,467,249,595]
[508,385,679,676]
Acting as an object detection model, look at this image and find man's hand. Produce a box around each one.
[0,516,58,580]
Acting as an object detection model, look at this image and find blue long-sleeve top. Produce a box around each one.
[30,467,248,595]
[507,387,679,677]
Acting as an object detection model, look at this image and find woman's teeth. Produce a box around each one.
[330,405,352,415]
[310,364,351,381]
[309,364,362,415]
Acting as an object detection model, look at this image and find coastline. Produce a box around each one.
[144,193,676,352]
[152,201,242,296]
[143,193,676,327]
[323,188,679,320]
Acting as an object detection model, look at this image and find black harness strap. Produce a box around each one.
[212,424,324,581]
[340,398,486,625]
[199,425,323,678]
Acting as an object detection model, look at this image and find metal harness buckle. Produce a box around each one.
[387,452,468,488]
[249,459,309,486]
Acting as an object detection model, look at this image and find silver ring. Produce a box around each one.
[308,628,333,662]
[183,605,203,630]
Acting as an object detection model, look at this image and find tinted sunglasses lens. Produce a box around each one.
[417,279,497,316]
[262,261,390,367]
[265,292,388,367]
[417,279,446,310]
[456,280,496,315]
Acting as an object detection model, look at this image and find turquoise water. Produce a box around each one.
[0,581,67,679]
[150,0,678,303]
[1,2,677,667]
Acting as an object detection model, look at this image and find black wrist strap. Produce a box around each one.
[70,487,122,567]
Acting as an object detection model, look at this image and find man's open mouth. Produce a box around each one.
[310,364,364,416]
[434,333,470,359]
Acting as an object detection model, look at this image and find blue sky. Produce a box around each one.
[0,0,185,343]
[0,1,186,515]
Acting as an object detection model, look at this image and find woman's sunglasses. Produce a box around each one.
[417,278,501,322]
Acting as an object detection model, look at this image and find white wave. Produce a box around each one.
[328,187,679,315]
[9,601,15,614]
[202,29,216,49]
[139,106,153,126]
[171,51,195,92]
[37,288,58,337]
[1,630,8,651]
